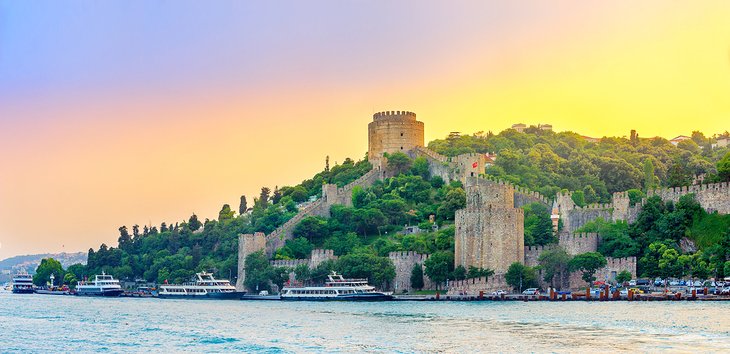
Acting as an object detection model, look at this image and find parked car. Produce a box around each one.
[636,279,651,286]
[491,290,507,296]
[654,278,663,287]
[628,280,637,286]
[522,288,540,295]
[721,288,730,295]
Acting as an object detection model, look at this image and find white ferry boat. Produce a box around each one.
[158,272,243,299]
[76,273,124,297]
[280,272,393,301]
[11,273,35,294]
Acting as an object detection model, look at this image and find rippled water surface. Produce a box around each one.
[1,291,729,353]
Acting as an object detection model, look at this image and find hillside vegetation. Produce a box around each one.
[61,126,730,289]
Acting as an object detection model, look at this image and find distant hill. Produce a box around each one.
[0,252,87,273]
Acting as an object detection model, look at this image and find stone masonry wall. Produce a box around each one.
[388,251,433,292]
[455,182,524,274]
[648,182,730,214]
[236,232,267,291]
[559,233,600,256]
[446,274,509,295]
[368,111,424,168]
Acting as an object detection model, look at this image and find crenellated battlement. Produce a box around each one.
[388,251,430,263]
[373,110,417,121]
[647,181,730,214]
[577,203,612,210]
[270,259,307,268]
[388,251,433,291]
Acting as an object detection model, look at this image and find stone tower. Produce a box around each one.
[367,111,424,168]
[454,179,525,274]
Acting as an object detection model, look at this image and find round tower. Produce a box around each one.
[367,110,424,167]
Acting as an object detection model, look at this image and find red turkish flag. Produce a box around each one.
[472,162,478,168]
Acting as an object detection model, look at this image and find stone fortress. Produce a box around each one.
[237,111,730,293]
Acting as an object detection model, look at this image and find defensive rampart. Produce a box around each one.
[446,274,509,295]
[388,251,433,292]
[648,182,730,214]
[264,167,381,254]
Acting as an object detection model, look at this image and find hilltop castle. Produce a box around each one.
[237,111,730,293]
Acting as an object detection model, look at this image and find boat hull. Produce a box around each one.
[281,293,394,301]
[35,290,71,296]
[76,288,124,297]
[12,288,35,294]
[158,291,244,300]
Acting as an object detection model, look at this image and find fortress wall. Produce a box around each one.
[524,245,554,267]
[558,233,600,255]
[388,251,433,292]
[309,249,338,269]
[648,182,730,214]
[455,206,524,274]
[236,232,267,291]
[446,274,509,295]
[562,208,613,234]
[264,167,381,255]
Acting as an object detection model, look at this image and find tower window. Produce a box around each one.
[400,147,403,150]
[400,133,403,136]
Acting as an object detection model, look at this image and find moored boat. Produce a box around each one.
[11,273,35,294]
[76,273,124,297]
[158,272,243,299]
[280,272,393,301]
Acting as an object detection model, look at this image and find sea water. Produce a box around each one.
[1,291,729,353]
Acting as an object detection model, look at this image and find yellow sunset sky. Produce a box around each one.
[0,1,729,259]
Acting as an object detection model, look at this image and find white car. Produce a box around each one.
[522,288,540,295]
[491,290,507,296]
[628,280,637,286]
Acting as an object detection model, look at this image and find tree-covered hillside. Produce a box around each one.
[429,128,730,202]
[72,126,730,289]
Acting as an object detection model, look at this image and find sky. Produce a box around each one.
[1,1,729,260]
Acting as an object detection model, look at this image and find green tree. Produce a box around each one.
[658,248,683,279]
[410,263,424,291]
[336,252,395,289]
[410,156,431,179]
[386,152,413,176]
[571,190,586,207]
[467,266,494,279]
[33,258,65,286]
[239,195,248,215]
[258,187,271,209]
[276,237,314,259]
[718,152,730,182]
[538,248,571,289]
[569,252,607,287]
[615,270,632,286]
[424,251,454,290]
[643,159,656,192]
[63,272,78,288]
[244,251,273,292]
[523,202,555,246]
[505,262,538,292]
[436,188,466,221]
[451,265,467,281]
[188,213,202,231]
[292,216,329,243]
[218,204,235,221]
[293,264,311,284]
